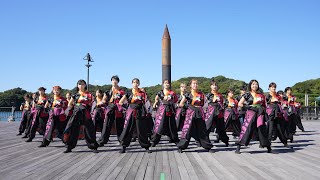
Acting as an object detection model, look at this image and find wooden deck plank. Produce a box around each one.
[0,120,320,180]
[180,152,199,180]
[34,152,84,180]
[143,145,156,180]
[167,150,181,180]
[54,153,97,180]
[161,142,172,180]
[133,152,149,180]
[174,148,190,180]
[191,152,219,179]
[124,151,145,180]
[85,144,124,180]
[153,141,163,180]
[95,153,127,180]
[0,145,62,175]
[114,148,139,180]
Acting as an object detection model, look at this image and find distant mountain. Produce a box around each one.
[1,76,319,107]
[144,76,247,102]
[0,88,28,107]
[292,78,320,106]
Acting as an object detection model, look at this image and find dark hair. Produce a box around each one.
[38,87,46,91]
[76,79,87,91]
[111,75,120,83]
[210,79,217,86]
[226,88,234,95]
[96,89,103,94]
[162,79,169,84]
[189,79,198,87]
[269,82,277,88]
[162,79,170,90]
[240,85,247,91]
[277,90,284,95]
[96,89,103,98]
[24,94,31,99]
[132,78,140,84]
[284,87,292,93]
[52,86,62,91]
[66,92,71,96]
[248,79,259,92]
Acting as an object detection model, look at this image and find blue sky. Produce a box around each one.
[1,0,319,93]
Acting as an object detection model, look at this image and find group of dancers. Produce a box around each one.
[17,76,305,154]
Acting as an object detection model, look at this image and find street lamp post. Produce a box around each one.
[83,53,94,91]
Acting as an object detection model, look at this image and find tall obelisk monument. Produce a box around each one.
[162,24,171,84]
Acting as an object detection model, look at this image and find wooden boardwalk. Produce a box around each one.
[0,120,320,180]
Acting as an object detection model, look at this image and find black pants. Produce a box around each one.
[28,110,48,139]
[295,115,305,131]
[225,118,241,137]
[288,114,298,134]
[64,108,98,150]
[95,115,104,132]
[238,109,270,147]
[284,121,293,141]
[98,114,124,145]
[19,110,31,133]
[267,118,287,144]
[177,117,213,150]
[43,115,67,146]
[209,117,229,144]
[119,112,150,149]
[151,115,179,146]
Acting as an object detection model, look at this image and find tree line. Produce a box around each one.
[1,76,319,108]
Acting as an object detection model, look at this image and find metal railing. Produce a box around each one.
[0,106,318,121]
[300,107,320,120]
[0,107,22,121]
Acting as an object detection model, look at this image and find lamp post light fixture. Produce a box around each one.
[83,53,94,91]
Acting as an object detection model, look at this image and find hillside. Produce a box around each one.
[144,76,247,102]
[0,88,27,107]
[292,78,320,106]
[1,76,319,107]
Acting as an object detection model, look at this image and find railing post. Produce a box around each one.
[7,106,16,122]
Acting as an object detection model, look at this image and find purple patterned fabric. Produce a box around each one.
[282,109,289,122]
[117,103,123,112]
[257,115,264,127]
[103,108,112,122]
[124,108,134,128]
[181,108,195,139]
[53,108,64,116]
[153,105,166,133]
[292,106,297,114]
[91,109,98,124]
[279,104,289,122]
[239,110,255,140]
[204,104,219,129]
[21,111,25,121]
[224,110,231,123]
[200,108,205,120]
[31,109,39,126]
[175,108,182,120]
[44,111,54,137]
[266,105,273,116]
[239,109,266,141]
[267,104,285,120]
[31,108,36,115]
[204,105,215,122]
